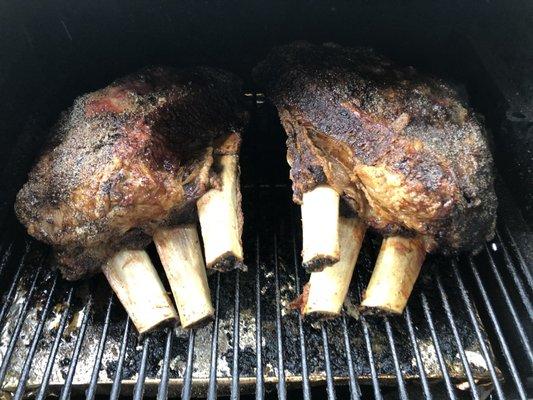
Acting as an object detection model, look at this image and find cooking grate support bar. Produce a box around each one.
[13,273,58,400]
[435,272,480,400]
[35,288,74,400]
[404,306,432,399]
[498,226,533,288]
[341,314,363,400]
[383,317,408,400]
[291,224,312,400]
[0,241,32,327]
[0,266,42,384]
[181,328,196,399]
[59,294,93,400]
[495,231,533,313]
[465,259,528,399]
[421,292,458,400]
[207,272,221,400]
[484,245,533,362]
[86,294,114,400]
[231,269,241,400]
[273,234,288,400]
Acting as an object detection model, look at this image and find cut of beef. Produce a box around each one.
[254,42,497,256]
[15,66,247,280]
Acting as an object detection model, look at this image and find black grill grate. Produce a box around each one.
[0,100,531,400]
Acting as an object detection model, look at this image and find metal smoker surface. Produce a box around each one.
[0,97,531,400]
[0,183,518,399]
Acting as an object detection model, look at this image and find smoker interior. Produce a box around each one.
[0,1,532,399]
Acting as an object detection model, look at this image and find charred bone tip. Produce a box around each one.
[206,252,247,272]
[302,256,339,272]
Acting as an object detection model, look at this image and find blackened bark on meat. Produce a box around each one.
[253,41,497,254]
[15,67,247,279]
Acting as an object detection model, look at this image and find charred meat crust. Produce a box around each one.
[302,255,339,273]
[15,66,247,279]
[253,42,496,254]
[206,253,246,272]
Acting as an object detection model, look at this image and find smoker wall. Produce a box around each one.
[0,0,531,226]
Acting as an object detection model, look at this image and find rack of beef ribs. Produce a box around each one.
[15,66,248,332]
[254,42,497,318]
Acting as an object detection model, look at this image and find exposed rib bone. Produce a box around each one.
[301,185,340,271]
[102,250,178,334]
[303,217,366,318]
[197,154,243,271]
[154,225,214,329]
[360,236,426,314]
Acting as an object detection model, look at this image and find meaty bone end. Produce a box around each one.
[303,216,366,319]
[197,154,244,271]
[102,249,178,334]
[360,236,426,314]
[154,225,214,329]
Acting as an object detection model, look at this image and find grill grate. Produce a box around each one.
[0,101,531,400]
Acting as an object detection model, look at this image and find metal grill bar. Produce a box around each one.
[133,336,150,400]
[0,242,31,327]
[207,272,221,400]
[157,329,173,399]
[420,292,457,400]
[435,272,479,400]
[404,306,432,399]
[35,287,74,400]
[181,329,195,400]
[495,231,533,313]
[13,273,58,400]
[0,267,42,383]
[59,294,93,400]
[86,294,114,400]
[273,234,287,400]
[321,323,336,400]
[292,227,312,400]
[231,269,241,400]
[499,225,533,287]
[109,317,131,400]
[360,315,383,400]
[254,234,265,400]
[0,241,14,279]
[451,262,505,399]
[383,317,408,400]
[466,259,528,399]
[484,246,533,363]
[341,315,362,400]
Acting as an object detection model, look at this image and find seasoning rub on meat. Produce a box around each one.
[254,41,496,317]
[16,66,248,332]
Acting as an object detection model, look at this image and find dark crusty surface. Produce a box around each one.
[15,66,247,279]
[253,42,497,254]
